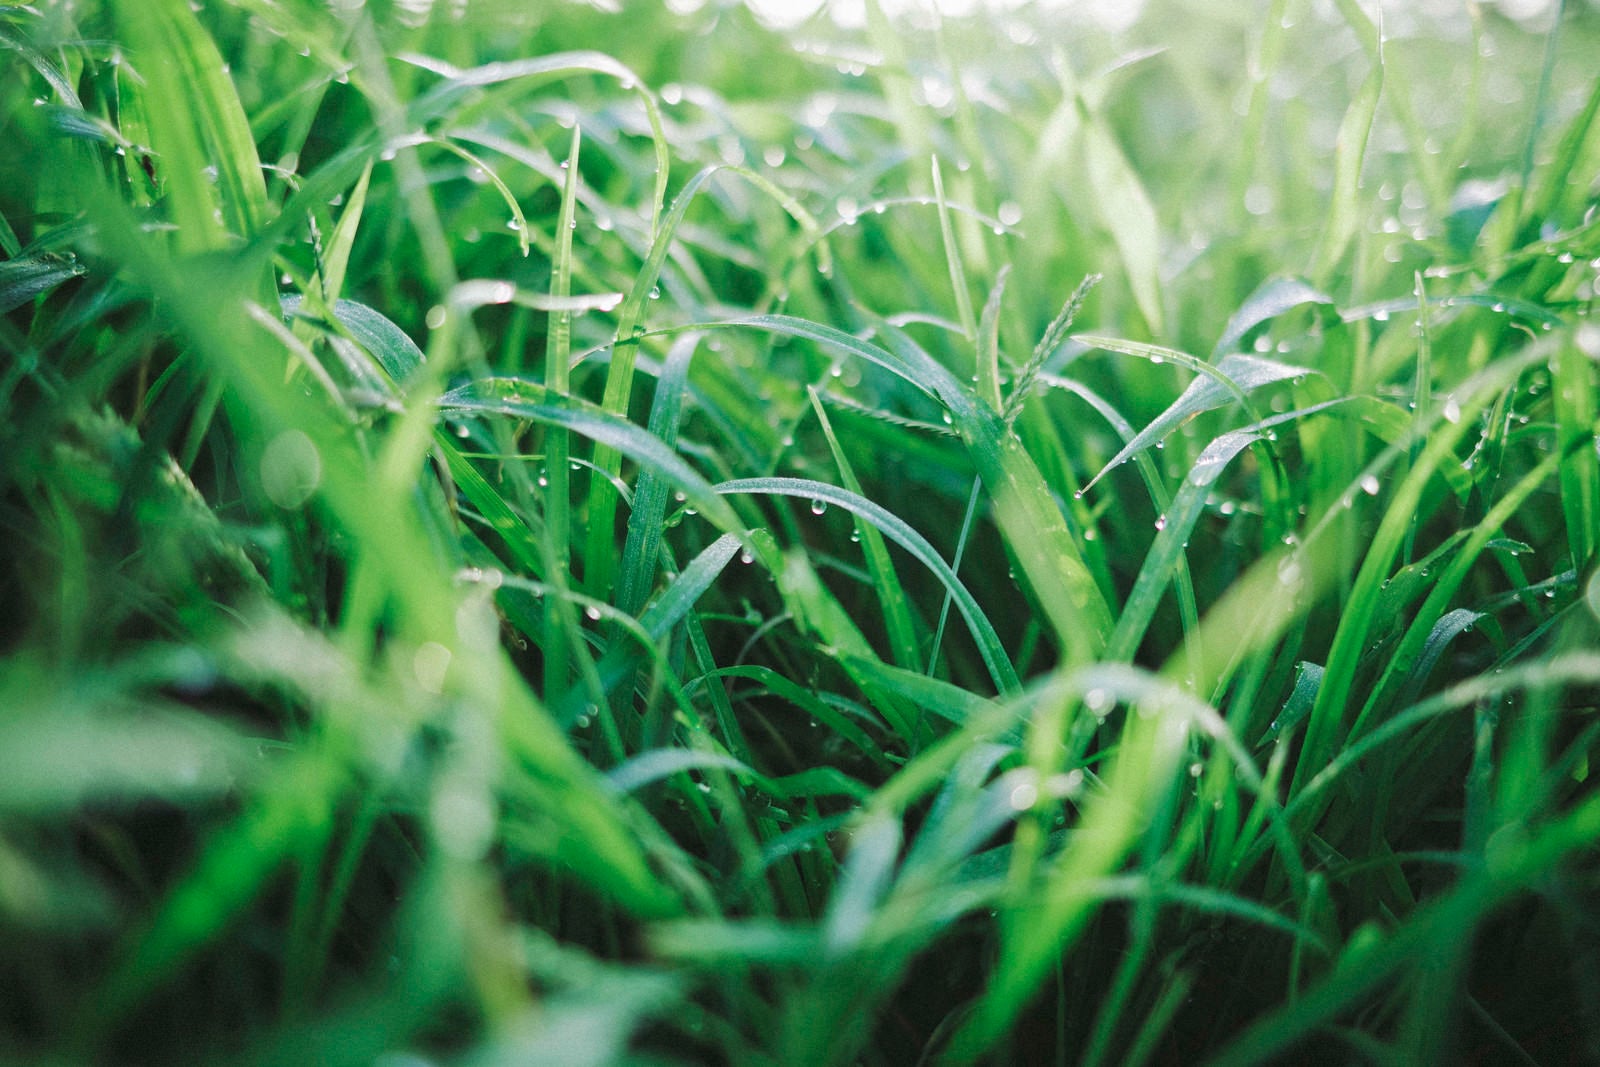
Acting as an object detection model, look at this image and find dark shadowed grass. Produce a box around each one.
[2,0,1600,1064]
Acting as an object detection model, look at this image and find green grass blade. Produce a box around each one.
[1082,113,1165,335]
[1294,343,1555,796]
[809,388,923,673]
[617,332,700,617]
[1553,334,1599,571]
[931,155,979,346]
[1310,49,1383,286]
[715,476,1017,695]
[1073,339,1303,491]
[114,0,270,253]
[437,379,742,533]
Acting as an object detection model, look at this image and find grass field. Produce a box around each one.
[3,0,1600,1063]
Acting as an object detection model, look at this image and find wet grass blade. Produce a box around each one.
[809,388,923,673]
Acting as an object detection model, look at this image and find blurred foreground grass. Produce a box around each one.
[3,0,1600,1063]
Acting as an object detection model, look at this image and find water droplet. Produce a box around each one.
[1009,780,1039,811]
[260,429,322,510]
[809,499,827,515]
[1360,474,1380,495]
[1442,398,1462,424]
[649,285,661,300]
[1153,514,1167,531]
[584,605,603,621]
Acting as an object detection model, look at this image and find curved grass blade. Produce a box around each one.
[1213,275,1335,357]
[693,665,890,768]
[0,252,86,315]
[1073,339,1302,492]
[714,476,1018,695]
[281,294,426,385]
[605,748,869,802]
[438,378,743,533]
[662,313,1112,666]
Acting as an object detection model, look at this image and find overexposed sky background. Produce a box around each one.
[731,0,1575,31]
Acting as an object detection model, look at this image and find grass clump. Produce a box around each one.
[2,0,1600,1063]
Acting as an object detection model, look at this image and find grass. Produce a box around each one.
[2,0,1599,1063]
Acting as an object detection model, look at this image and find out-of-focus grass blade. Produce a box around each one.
[88,756,341,1037]
[715,476,1017,695]
[823,814,900,953]
[1525,75,1600,228]
[1310,46,1382,285]
[96,188,682,965]
[1082,113,1164,335]
[956,538,1331,1057]
[0,697,251,812]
